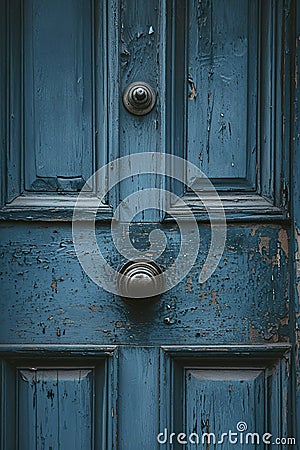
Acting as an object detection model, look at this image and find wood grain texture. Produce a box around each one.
[6,0,22,204]
[185,368,265,439]
[19,369,93,449]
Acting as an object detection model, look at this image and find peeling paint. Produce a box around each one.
[250,225,260,236]
[258,235,271,255]
[186,283,192,292]
[0,223,290,345]
[248,324,262,342]
[188,74,197,99]
[89,305,98,312]
[278,229,289,257]
[51,278,57,293]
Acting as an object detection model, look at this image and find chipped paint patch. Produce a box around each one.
[210,291,216,301]
[278,229,289,257]
[51,278,57,293]
[258,235,271,255]
[250,225,260,236]
[248,324,262,342]
[188,74,197,99]
[89,305,98,312]
[186,283,192,292]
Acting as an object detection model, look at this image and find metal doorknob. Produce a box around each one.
[117,259,164,301]
[123,82,156,116]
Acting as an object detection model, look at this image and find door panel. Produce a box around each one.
[169,0,289,214]
[0,352,116,449]
[2,0,109,220]
[160,348,290,449]
[19,368,94,448]
[187,0,258,184]
[0,0,296,448]
[24,0,93,193]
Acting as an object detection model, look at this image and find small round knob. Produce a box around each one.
[123,82,156,116]
[133,87,147,102]
[117,259,164,301]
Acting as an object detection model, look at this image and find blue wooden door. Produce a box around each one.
[0,0,298,448]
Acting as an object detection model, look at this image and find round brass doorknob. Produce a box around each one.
[117,259,164,301]
[123,82,156,116]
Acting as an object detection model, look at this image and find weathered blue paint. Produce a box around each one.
[160,346,290,448]
[168,0,291,217]
[23,0,93,193]
[20,368,94,447]
[0,0,111,222]
[0,349,117,449]
[187,0,257,183]
[0,222,290,345]
[0,0,297,448]
[117,347,160,450]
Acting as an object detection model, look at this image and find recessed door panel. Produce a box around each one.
[0,355,115,450]
[160,349,290,450]
[187,0,258,184]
